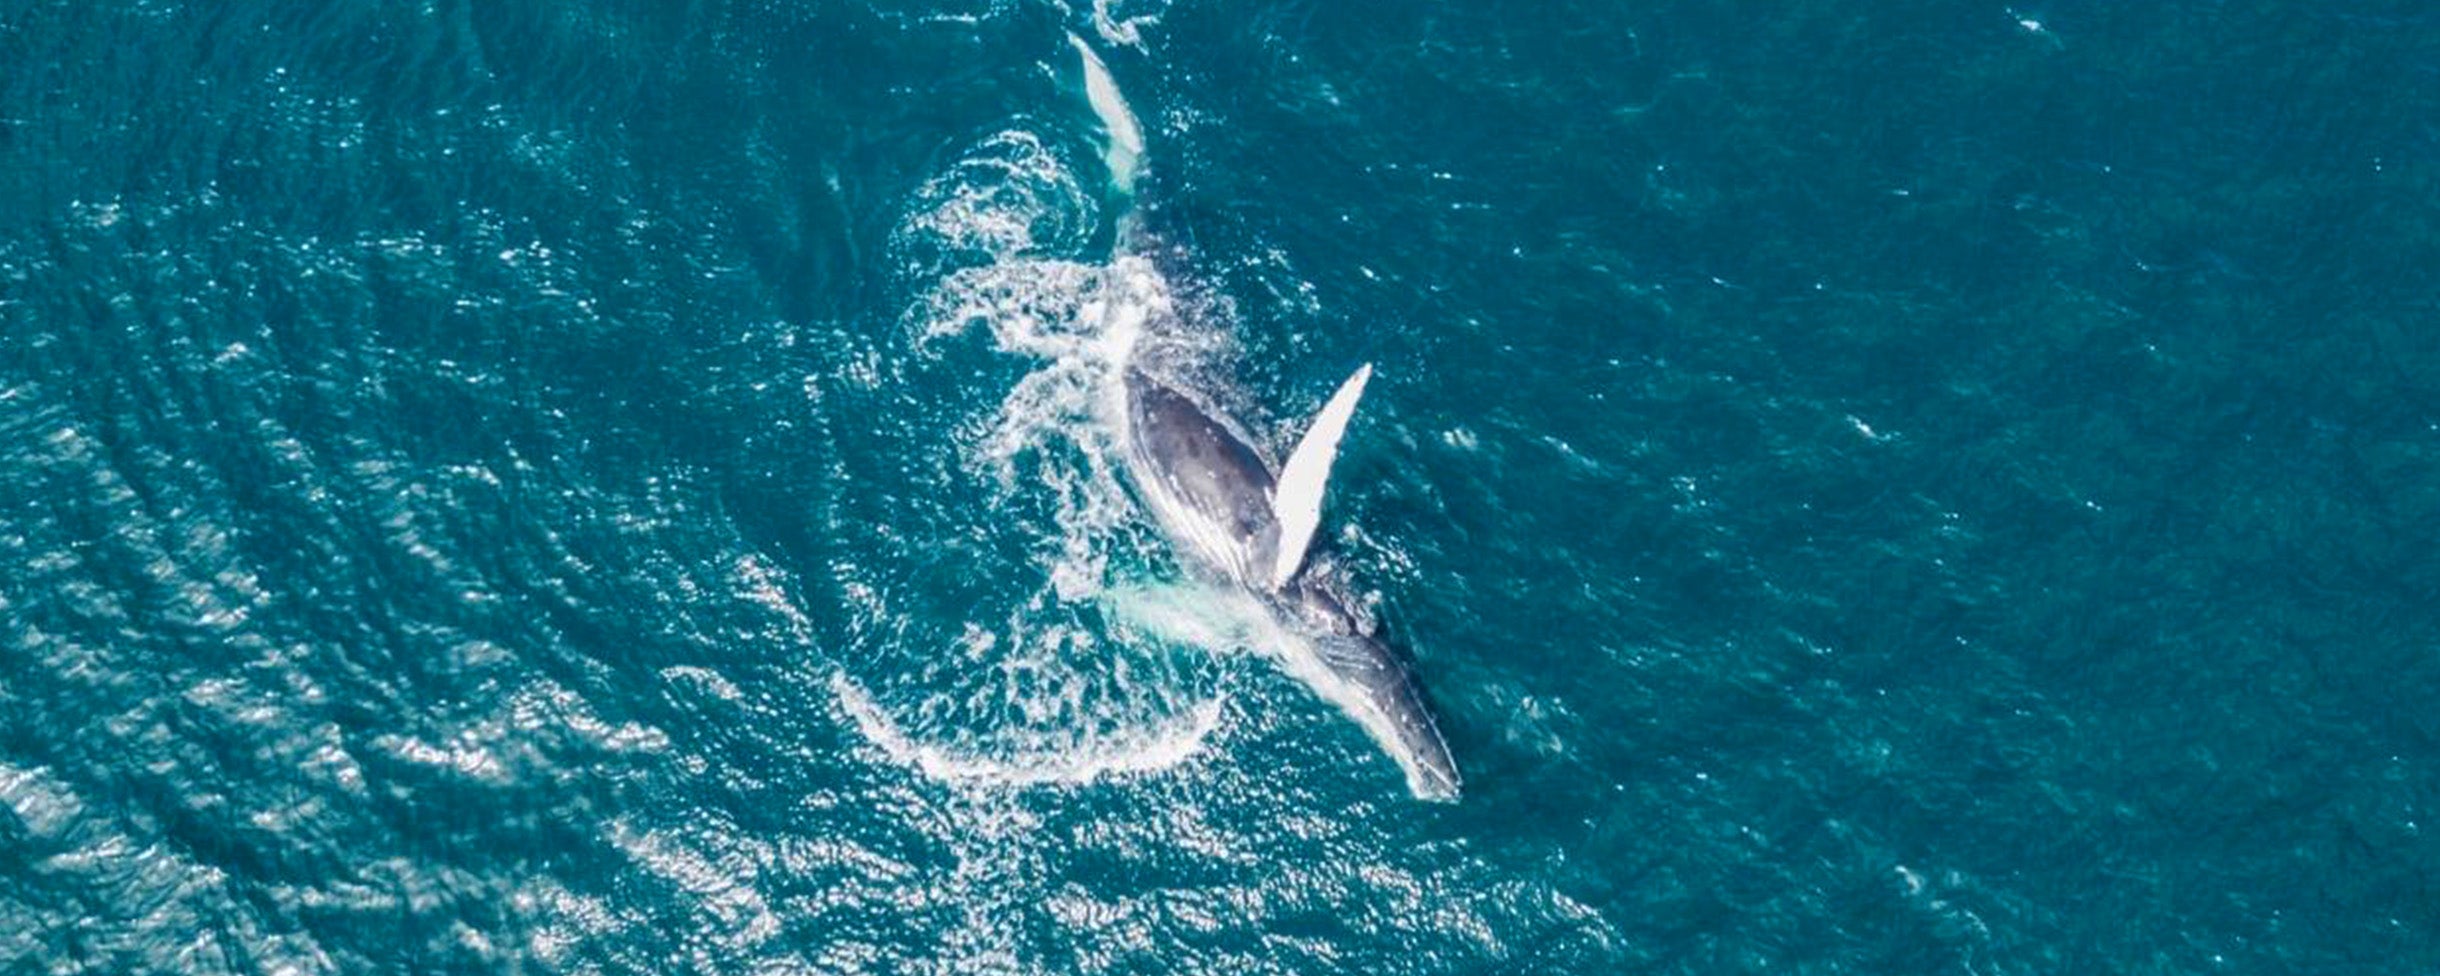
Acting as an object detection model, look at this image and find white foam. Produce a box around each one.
[891,129,1097,277]
[858,112,1249,795]
[911,252,1173,602]
[832,672,1223,787]
[1090,0,1166,48]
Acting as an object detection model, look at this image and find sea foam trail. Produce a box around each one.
[831,100,1239,792]
[833,673,1223,786]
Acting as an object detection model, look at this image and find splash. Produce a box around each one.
[911,253,1169,599]
[1088,0,1168,49]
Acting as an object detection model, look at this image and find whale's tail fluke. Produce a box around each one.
[1069,33,1142,197]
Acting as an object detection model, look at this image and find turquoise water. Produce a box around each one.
[6,1,2440,972]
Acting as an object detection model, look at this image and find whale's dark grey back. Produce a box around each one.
[1123,369,1281,568]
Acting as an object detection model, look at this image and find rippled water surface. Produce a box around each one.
[5,1,2439,973]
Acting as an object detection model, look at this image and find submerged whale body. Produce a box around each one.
[1122,366,1461,800]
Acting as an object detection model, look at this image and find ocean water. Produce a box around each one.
[5,0,2440,972]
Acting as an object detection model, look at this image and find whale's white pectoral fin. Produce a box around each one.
[1069,33,1142,195]
[1269,363,1372,589]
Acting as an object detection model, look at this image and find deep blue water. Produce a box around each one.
[5,1,2440,972]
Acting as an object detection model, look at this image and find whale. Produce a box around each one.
[1070,34,1460,799]
[1121,364,1461,799]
